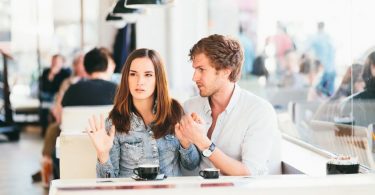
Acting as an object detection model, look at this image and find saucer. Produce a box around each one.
[131,174,167,181]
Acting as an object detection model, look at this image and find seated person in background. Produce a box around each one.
[278,51,307,89]
[39,54,71,135]
[40,47,117,181]
[51,53,88,124]
[251,55,269,81]
[340,51,375,127]
[306,60,328,102]
[176,34,280,176]
[62,48,116,106]
[330,63,364,101]
[39,54,71,102]
[86,48,200,178]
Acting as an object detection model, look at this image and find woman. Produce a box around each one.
[87,48,200,178]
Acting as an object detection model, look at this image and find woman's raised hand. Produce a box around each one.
[86,114,115,164]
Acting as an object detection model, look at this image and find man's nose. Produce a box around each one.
[192,71,199,82]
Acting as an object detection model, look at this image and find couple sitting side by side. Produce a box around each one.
[87,34,280,178]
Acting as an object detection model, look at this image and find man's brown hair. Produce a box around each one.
[189,34,244,82]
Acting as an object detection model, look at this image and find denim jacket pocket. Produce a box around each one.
[123,138,144,163]
[163,134,179,152]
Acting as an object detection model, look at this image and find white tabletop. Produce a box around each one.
[50,174,375,195]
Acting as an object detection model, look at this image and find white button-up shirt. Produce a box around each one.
[184,84,280,175]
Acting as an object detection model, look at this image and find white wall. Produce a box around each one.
[136,0,208,101]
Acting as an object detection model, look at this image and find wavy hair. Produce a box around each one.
[189,34,244,82]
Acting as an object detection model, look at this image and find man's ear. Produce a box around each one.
[223,68,231,78]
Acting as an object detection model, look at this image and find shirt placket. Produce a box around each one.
[148,129,160,165]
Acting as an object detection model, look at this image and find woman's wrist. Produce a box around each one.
[180,140,191,149]
[97,152,110,164]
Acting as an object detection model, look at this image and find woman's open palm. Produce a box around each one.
[86,115,115,163]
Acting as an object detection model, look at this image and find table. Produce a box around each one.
[50,174,375,195]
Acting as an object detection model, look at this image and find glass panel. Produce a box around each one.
[228,0,375,169]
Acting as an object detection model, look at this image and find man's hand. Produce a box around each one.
[178,112,211,150]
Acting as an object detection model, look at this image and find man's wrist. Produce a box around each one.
[196,137,212,151]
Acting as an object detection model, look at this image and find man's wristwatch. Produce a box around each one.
[202,142,216,157]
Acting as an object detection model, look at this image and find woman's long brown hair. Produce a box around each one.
[108,48,183,138]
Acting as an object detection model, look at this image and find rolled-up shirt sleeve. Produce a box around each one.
[241,103,279,176]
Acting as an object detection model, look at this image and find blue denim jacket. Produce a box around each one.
[97,113,200,178]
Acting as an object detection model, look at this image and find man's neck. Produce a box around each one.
[209,82,235,112]
[88,72,110,81]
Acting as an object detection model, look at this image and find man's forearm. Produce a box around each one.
[195,138,250,176]
[208,148,250,176]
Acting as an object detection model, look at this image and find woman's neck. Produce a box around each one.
[133,97,155,126]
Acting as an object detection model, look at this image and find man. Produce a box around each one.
[176,34,280,176]
[62,47,117,106]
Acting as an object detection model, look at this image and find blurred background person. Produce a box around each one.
[330,63,365,101]
[307,22,336,97]
[278,51,306,89]
[36,47,117,184]
[239,24,255,77]
[39,54,71,136]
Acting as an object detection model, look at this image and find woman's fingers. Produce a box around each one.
[100,114,104,130]
[88,117,96,132]
[93,115,100,131]
[191,112,204,124]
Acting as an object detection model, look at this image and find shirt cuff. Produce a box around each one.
[96,159,112,177]
[179,143,196,155]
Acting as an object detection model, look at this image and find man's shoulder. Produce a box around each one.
[237,89,274,112]
[74,79,116,87]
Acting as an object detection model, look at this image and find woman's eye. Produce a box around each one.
[145,74,153,77]
[129,73,136,76]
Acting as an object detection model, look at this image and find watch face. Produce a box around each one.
[203,149,212,157]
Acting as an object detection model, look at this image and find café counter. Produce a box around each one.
[49,174,375,195]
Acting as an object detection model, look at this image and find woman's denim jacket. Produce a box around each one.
[97,113,201,178]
